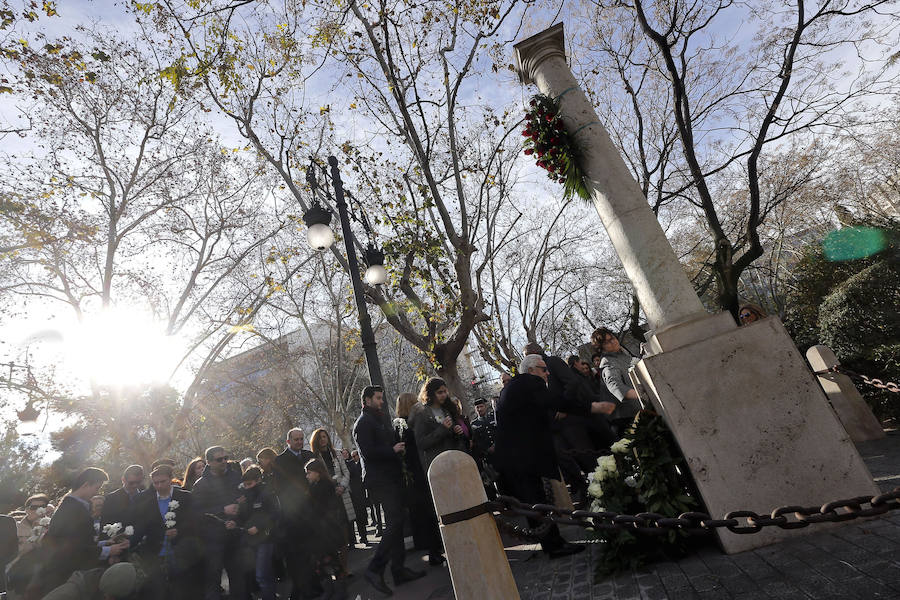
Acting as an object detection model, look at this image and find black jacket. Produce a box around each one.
[130,487,196,558]
[237,482,279,545]
[99,487,140,534]
[38,496,103,592]
[471,414,497,463]
[495,373,565,480]
[353,407,401,488]
[191,464,243,539]
[272,448,314,533]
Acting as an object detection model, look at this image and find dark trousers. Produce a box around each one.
[283,539,318,600]
[366,484,406,576]
[203,533,246,600]
[368,499,383,531]
[498,471,567,553]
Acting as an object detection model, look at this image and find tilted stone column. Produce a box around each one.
[514,23,880,554]
[514,23,735,350]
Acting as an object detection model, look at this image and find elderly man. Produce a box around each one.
[273,428,318,600]
[192,446,245,600]
[494,354,612,558]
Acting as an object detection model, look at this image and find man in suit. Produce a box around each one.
[26,468,130,599]
[131,464,201,600]
[272,428,317,600]
[353,385,424,595]
[494,354,612,558]
[100,464,145,534]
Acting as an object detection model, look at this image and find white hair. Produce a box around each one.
[520,353,544,375]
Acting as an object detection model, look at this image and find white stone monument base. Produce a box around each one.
[631,315,880,554]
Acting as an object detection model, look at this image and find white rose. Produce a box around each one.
[587,481,604,498]
[165,520,176,529]
[124,525,134,536]
[38,517,51,526]
[625,475,638,488]
[164,511,176,521]
[35,507,47,516]
[168,500,179,510]
[610,438,632,454]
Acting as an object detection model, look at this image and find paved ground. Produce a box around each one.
[343,429,900,599]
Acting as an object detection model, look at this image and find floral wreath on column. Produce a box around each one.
[522,94,590,202]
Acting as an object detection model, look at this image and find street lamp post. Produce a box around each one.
[303,156,391,421]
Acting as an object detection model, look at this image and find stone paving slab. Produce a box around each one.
[508,431,900,599]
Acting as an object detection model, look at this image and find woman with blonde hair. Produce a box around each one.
[310,428,356,576]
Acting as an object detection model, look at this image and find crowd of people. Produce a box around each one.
[1,325,655,600]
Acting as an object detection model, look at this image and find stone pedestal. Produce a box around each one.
[806,345,885,443]
[632,317,880,553]
[429,451,520,600]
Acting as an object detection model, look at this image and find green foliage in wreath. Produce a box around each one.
[587,411,702,577]
[522,93,590,202]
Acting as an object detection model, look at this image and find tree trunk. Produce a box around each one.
[714,238,741,320]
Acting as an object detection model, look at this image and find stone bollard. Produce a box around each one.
[806,345,885,442]
[428,450,520,600]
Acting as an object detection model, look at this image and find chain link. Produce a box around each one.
[449,488,900,541]
[815,365,900,393]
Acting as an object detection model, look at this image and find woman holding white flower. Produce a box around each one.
[411,377,471,473]
[15,494,51,556]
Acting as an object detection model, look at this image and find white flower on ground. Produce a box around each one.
[164,512,176,521]
[38,517,51,526]
[596,455,618,481]
[124,525,134,536]
[610,438,632,454]
[624,475,638,488]
[165,520,176,529]
[168,500,179,510]
[587,481,604,498]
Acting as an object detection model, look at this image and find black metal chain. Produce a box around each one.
[440,488,900,540]
[815,365,900,394]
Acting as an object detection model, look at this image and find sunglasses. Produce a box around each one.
[213,456,229,463]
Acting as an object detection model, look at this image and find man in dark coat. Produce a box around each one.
[353,385,424,595]
[272,427,318,600]
[99,464,145,535]
[191,446,245,600]
[494,354,612,558]
[343,448,368,545]
[130,464,201,600]
[470,397,498,500]
[26,468,130,599]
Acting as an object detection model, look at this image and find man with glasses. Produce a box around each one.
[494,354,612,558]
[15,494,51,556]
[192,446,245,600]
[590,328,641,426]
[100,465,144,537]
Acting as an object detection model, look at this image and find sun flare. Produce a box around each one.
[63,308,184,387]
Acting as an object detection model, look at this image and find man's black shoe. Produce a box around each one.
[428,553,446,566]
[392,566,426,585]
[547,542,585,559]
[364,569,393,596]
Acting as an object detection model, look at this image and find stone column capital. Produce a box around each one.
[513,22,567,85]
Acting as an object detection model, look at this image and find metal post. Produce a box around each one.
[327,156,390,422]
